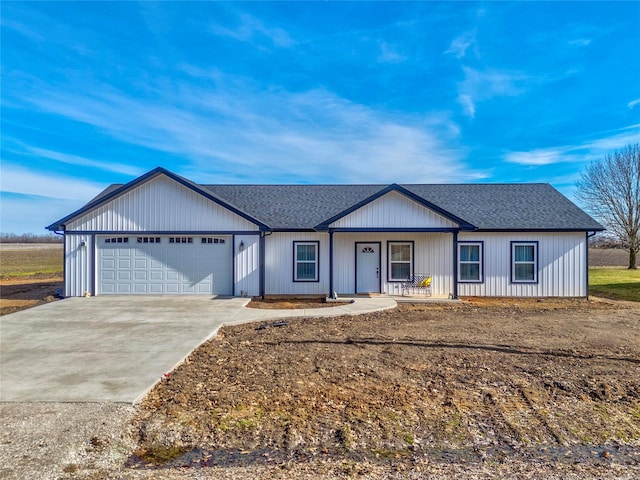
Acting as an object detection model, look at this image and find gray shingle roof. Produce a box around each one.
[50,169,604,232]
[204,183,602,231]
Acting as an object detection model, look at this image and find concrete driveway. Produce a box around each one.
[0,296,250,403]
[0,295,396,403]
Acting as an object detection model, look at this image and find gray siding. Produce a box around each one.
[234,234,260,297]
[67,176,258,232]
[264,232,329,295]
[457,232,587,297]
[330,191,458,229]
[64,233,93,297]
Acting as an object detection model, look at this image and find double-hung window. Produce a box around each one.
[458,242,483,282]
[293,241,319,282]
[511,242,538,283]
[388,241,413,281]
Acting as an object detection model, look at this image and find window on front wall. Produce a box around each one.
[388,241,413,281]
[512,242,538,283]
[293,241,319,282]
[459,242,483,282]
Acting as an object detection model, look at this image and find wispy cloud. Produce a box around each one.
[1,164,104,201]
[445,30,476,58]
[505,124,640,165]
[14,71,485,184]
[628,98,640,109]
[568,38,592,47]
[377,42,407,64]
[457,67,531,118]
[7,143,143,176]
[210,13,294,48]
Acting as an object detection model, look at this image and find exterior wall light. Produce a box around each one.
[239,240,245,252]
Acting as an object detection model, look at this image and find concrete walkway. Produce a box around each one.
[0,296,395,403]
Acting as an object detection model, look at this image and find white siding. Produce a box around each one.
[264,232,329,295]
[457,232,587,297]
[333,232,454,296]
[234,235,260,297]
[65,234,93,297]
[330,191,458,229]
[67,175,258,232]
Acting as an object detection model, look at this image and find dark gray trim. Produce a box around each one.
[475,228,604,233]
[327,227,459,233]
[386,240,414,282]
[47,167,269,231]
[458,240,485,283]
[315,184,474,230]
[510,241,539,284]
[64,230,260,235]
[293,240,320,282]
[355,241,381,294]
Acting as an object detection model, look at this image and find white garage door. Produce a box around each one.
[98,235,232,295]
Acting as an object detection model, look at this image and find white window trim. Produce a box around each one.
[293,241,319,282]
[388,241,414,281]
[458,241,483,283]
[511,242,538,283]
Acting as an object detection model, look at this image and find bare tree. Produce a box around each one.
[577,143,640,269]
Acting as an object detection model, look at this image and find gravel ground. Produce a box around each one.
[1,402,638,480]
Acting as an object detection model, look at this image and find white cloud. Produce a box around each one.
[16,72,486,185]
[505,124,640,166]
[377,42,407,64]
[457,67,531,118]
[210,13,294,48]
[568,38,592,47]
[628,98,640,109]
[445,30,476,58]
[0,165,104,201]
[457,94,475,118]
[11,144,143,176]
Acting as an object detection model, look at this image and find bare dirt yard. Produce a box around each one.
[0,243,63,315]
[115,298,639,479]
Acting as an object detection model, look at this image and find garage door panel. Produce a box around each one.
[117,271,131,281]
[149,270,163,281]
[98,236,232,295]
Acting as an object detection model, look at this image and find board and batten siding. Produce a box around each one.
[66,176,258,232]
[457,232,587,297]
[330,191,459,229]
[234,234,260,296]
[64,233,93,297]
[264,232,329,295]
[333,232,454,296]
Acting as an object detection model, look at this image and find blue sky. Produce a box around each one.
[1,1,639,234]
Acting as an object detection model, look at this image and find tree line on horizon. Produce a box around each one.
[0,233,63,243]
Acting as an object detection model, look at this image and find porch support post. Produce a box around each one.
[452,230,459,299]
[259,232,266,299]
[329,230,335,298]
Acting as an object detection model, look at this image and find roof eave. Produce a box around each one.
[314,183,476,231]
[46,167,271,232]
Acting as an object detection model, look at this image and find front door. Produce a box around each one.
[356,242,380,293]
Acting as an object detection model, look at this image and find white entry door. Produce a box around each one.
[356,242,380,293]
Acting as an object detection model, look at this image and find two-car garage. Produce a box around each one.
[97,235,232,295]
